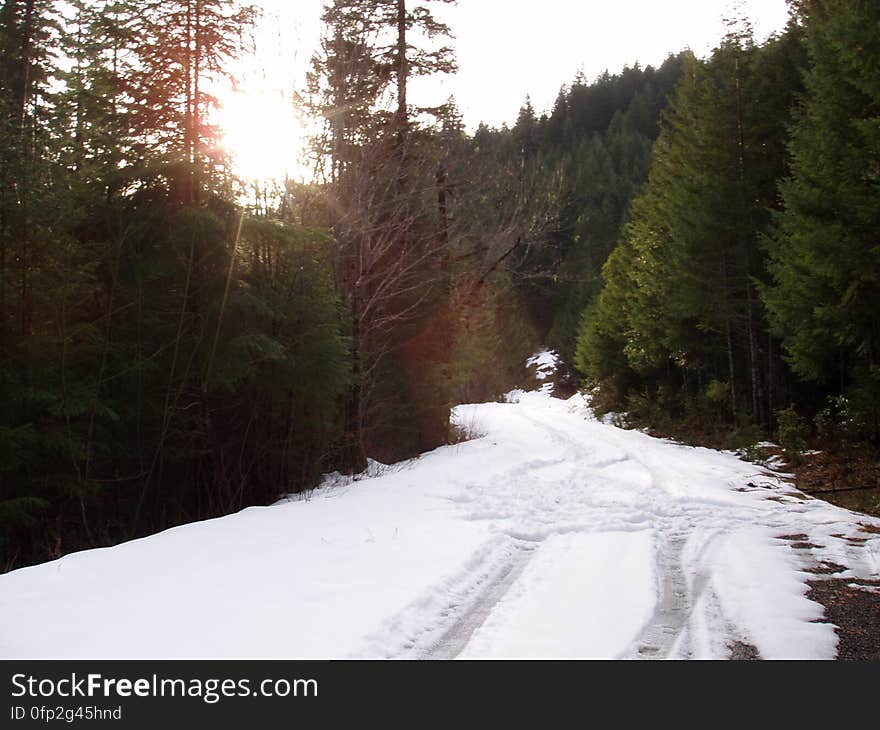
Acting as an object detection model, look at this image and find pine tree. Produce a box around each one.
[0,0,316,570]
[126,0,256,202]
[575,26,806,432]
[513,96,538,162]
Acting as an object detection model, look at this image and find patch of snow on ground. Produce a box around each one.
[526,349,559,380]
[526,349,559,394]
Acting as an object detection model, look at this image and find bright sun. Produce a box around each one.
[215,89,309,184]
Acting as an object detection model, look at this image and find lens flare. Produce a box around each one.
[215,88,307,183]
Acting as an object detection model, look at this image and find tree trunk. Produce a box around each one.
[732,44,761,425]
[184,0,194,204]
[726,315,737,424]
[437,162,449,246]
[193,0,202,203]
[396,0,407,133]
[767,332,773,433]
[17,0,36,133]
[722,251,737,424]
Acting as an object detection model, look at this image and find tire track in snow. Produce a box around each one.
[420,540,539,659]
[623,531,740,659]
[628,536,693,658]
[359,536,540,659]
[376,395,856,659]
[411,406,709,659]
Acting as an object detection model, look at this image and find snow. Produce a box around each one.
[1,374,879,659]
[711,529,836,659]
[526,349,558,380]
[526,349,559,394]
[461,531,656,658]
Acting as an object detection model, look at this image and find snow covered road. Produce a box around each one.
[2,387,879,659]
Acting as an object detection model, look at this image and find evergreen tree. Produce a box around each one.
[127,0,256,202]
[575,26,806,434]
[0,0,353,571]
[513,96,538,161]
[764,0,880,441]
[543,55,686,357]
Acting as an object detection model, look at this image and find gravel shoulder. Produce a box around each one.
[808,578,880,660]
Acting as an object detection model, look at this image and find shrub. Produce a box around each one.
[705,379,730,404]
[776,405,809,463]
[724,422,764,452]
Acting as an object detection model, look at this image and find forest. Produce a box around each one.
[1,0,877,572]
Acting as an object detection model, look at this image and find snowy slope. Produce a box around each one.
[2,367,879,658]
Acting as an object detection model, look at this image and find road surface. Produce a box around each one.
[1,385,878,659]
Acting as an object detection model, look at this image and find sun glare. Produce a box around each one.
[215,88,309,185]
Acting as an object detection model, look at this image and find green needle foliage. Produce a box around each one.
[575,22,807,438]
[764,0,880,443]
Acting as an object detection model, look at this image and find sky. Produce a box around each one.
[436,0,791,127]
[219,0,792,181]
